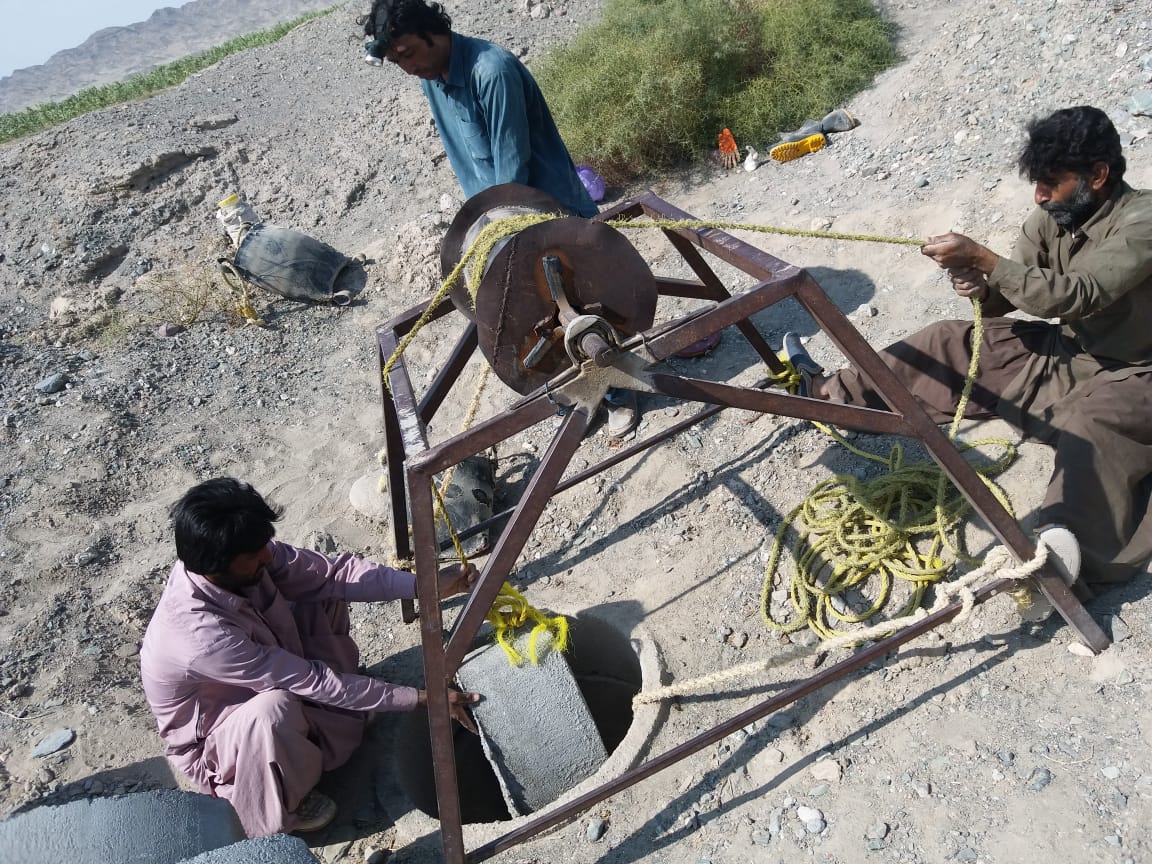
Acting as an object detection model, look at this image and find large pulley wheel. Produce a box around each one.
[441,184,657,395]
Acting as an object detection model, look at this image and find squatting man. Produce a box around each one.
[783,105,1152,615]
[141,478,480,836]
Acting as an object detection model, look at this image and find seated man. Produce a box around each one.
[141,477,479,837]
[783,105,1152,604]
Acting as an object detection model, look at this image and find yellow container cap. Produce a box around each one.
[217,193,240,208]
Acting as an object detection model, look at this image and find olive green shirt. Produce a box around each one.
[987,181,1152,364]
[982,181,1152,436]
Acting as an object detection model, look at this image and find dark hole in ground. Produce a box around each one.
[395,613,642,823]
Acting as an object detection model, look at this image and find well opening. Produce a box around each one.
[395,613,642,823]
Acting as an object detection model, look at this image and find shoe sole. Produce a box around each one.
[769,134,827,163]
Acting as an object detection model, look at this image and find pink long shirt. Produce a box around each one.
[140,540,420,788]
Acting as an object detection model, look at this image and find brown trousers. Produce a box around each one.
[826,318,1152,584]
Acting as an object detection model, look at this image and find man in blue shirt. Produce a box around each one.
[361,0,639,435]
[361,0,597,218]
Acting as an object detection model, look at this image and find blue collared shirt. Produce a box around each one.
[421,33,597,217]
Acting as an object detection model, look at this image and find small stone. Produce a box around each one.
[1105,834,1123,848]
[586,817,608,842]
[914,175,929,188]
[866,839,885,851]
[1102,765,1121,780]
[1026,767,1053,792]
[810,216,834,232]
[810,760,842,783]
[957,847,979,862]
[1068,642,1094,657]
[910,779,931,798]
[751,828,773,846]
[1128,91,1152,117]
[155,323,185,338]
[349,471,390,520]
[865,822,889,841]
[74,549,99,566]
[1105,615,1131,643]
[797,805,826,833]
[114,642,140,659]
[732,630,749,648]
[35,373,67,394]
[32,728,75,757]
[189,114,239,131]
[809,783,830,797]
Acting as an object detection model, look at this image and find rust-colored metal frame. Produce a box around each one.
[375,192,1109,864]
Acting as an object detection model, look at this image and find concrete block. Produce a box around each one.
[0,790,244,864]
[456,627,607,815]
[181,833,320,863]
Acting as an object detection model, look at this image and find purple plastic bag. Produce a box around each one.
[576,165,606,203]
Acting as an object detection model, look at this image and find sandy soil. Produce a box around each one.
[1,1,1151,862]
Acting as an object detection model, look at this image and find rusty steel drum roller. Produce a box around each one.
[440,183,658,395]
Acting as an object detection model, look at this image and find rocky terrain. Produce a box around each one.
[2,0,1152,863]
[0,0,339,114]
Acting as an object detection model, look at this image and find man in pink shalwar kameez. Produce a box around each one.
[141,477,478,837]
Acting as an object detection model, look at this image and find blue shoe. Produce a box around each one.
[782,332,824,397]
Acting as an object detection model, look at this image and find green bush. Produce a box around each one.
[0,8,333,145]
[535,0,895,182]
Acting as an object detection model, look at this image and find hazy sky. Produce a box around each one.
[0,1,192,79]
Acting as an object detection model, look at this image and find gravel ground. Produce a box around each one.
[1,1,1152,862]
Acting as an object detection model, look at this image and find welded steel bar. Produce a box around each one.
[409,393,558,477]
[651,374,915,437]
[420,323,479,425]
[642,274,801,362]
[637,192,794,282]
[443,406,594,675]
[659,229,785,374]
[377,327,424,623]
[379,330,431,458]
[653,275,714,299]
[792,280,1109,651]
[469,576,1015,863]
[444,391,763,546]
[407,467,467,864]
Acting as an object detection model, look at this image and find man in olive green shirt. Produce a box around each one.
[784,105,1152,589]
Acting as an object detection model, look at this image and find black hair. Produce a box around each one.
[170,477,282,575]
[1018,106,1126,187]
[359,0,452,58]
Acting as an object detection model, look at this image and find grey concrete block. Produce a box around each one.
[0,790,244,864]
[456,628,607,815]
[181,833,320,863]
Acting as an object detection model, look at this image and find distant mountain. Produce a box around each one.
[0,0,345,114]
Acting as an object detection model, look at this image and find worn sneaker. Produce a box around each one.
[604,390,639,438]
[781,332,824,398]
[1014,526,1082,623]
[769,133,827,163]
[292,790,337,833]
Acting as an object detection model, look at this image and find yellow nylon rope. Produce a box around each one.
[761,303,1019,640]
